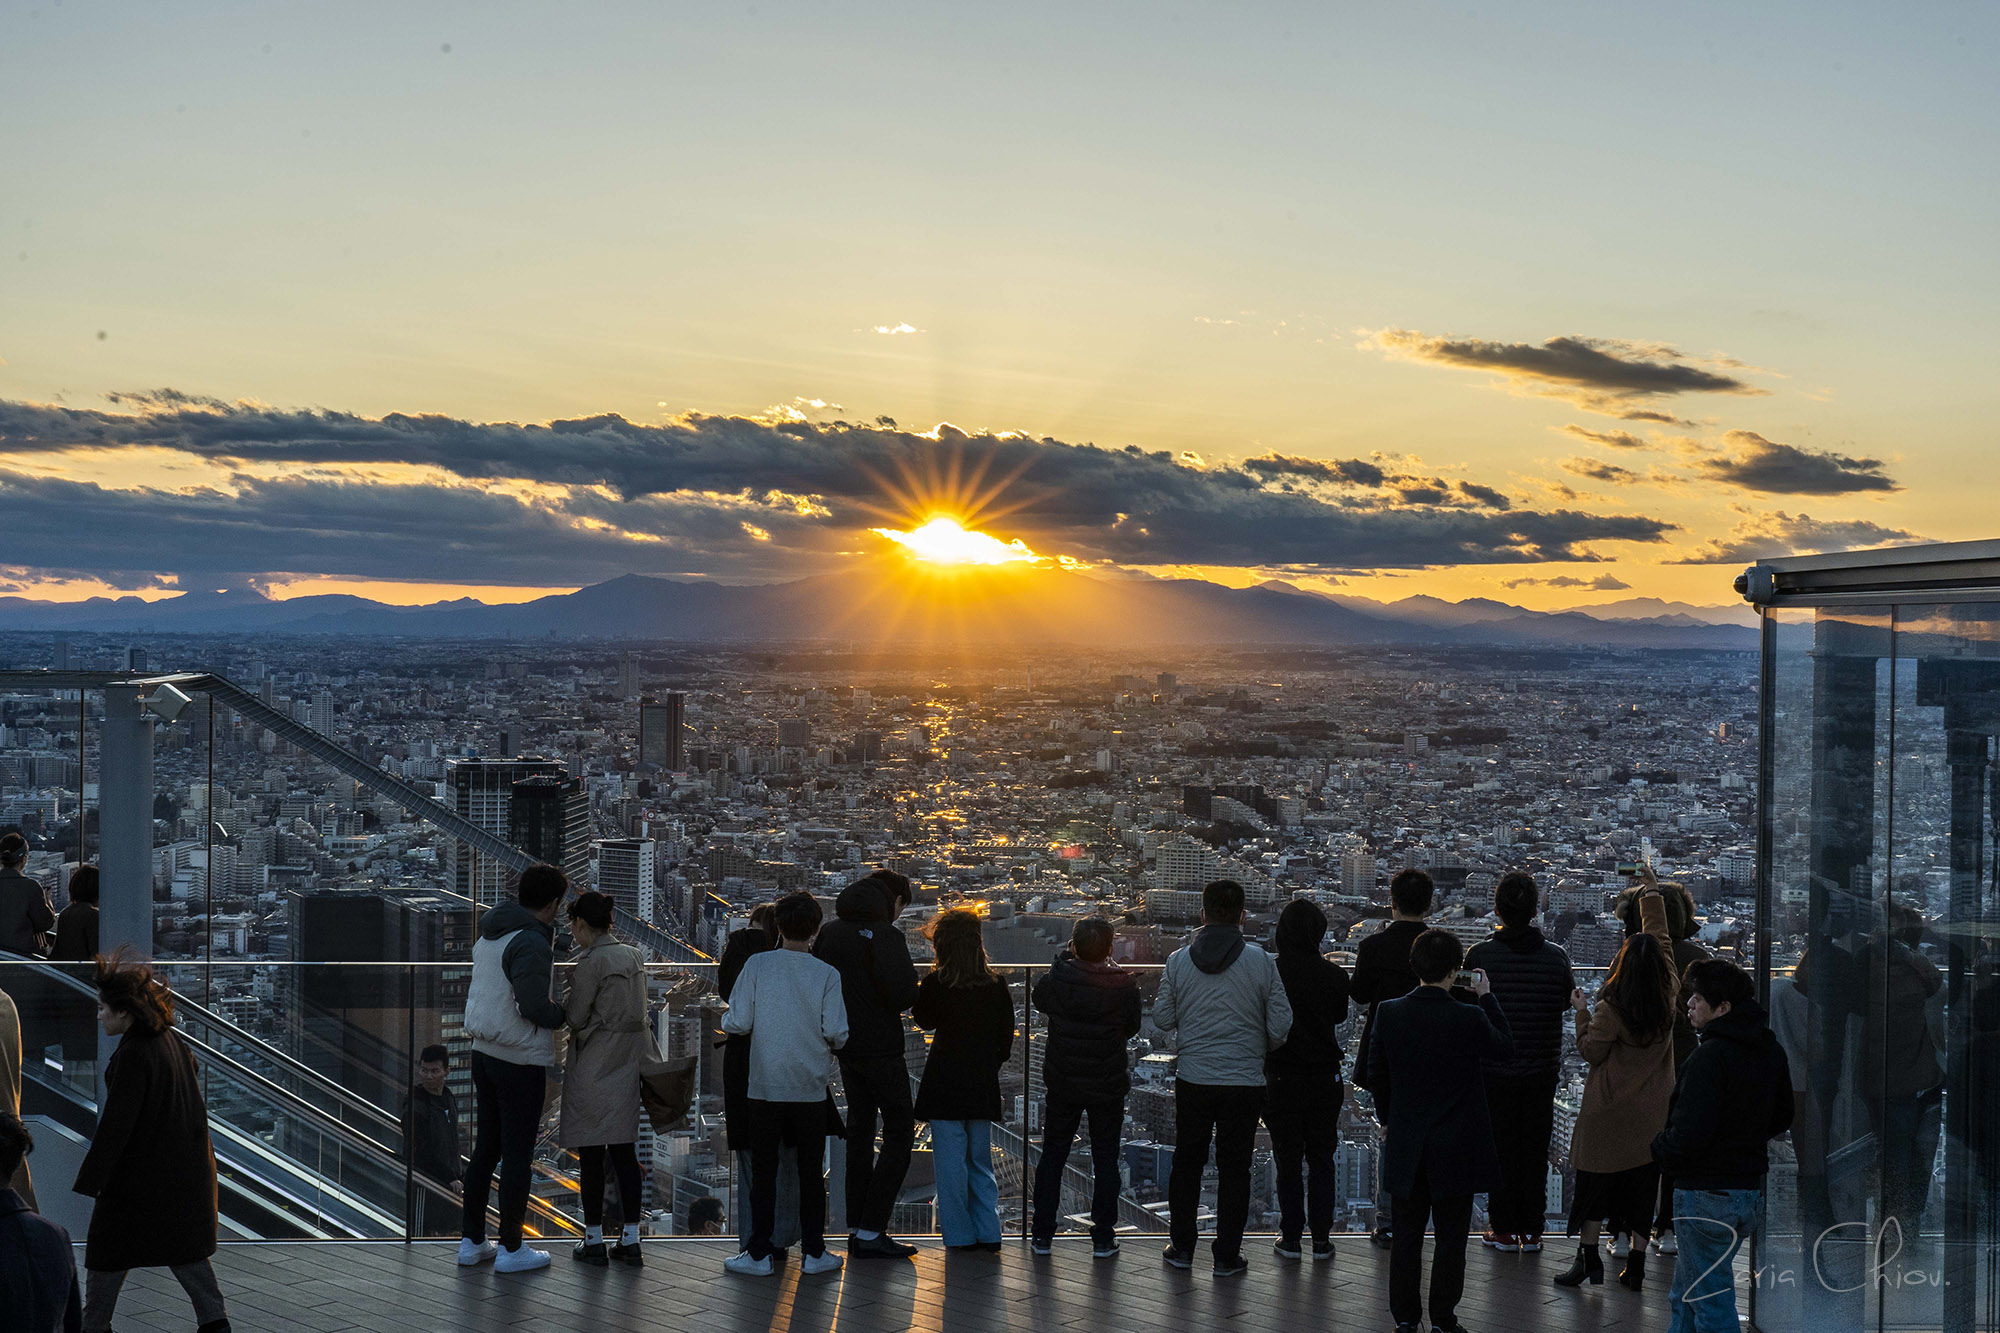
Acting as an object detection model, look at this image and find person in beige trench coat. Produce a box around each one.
[559,892,651,1267]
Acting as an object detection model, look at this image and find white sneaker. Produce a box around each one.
[801,1250,844,1276]
[1610,1232,1631,1259]
[493,1244,551,1273]
[725,1249,775,1277]
[457,1238,497,1267]
[1656,1230,1678,1255]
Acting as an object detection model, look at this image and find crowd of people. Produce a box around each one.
[0,855,1799,1333]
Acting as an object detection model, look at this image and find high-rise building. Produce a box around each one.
[123,645,148,672]
[1341,846,1378,897]
[639,694,685,771]
[617,653,641,701]
[1155,834,1222,891]
[309,691,335,735]
[53,639,70,670]
[596,837,657,924]
[445,758,573,905]
[776,718,811,749]
[509,773,591,892]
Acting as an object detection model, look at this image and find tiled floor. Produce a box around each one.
[105,1236,1687,1332]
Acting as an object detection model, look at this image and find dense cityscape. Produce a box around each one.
[0,630,1777,1243]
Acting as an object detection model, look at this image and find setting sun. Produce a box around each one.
[871,516,1042,566]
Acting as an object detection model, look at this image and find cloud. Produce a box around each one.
[1618,409,1693,424]
[870,323,921,335]
[1675,510,1926,564]
[1363,329,1763,416]
[0,392,1678,585]
[1689,430,1899,495]
[1243,454,1387,487]
[1558,424,1647,449]
[1562,458,1638,484]
[1501,573,1633,590]
[1242,454,1510,509]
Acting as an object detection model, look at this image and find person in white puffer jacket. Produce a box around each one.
[458,864,568,1274]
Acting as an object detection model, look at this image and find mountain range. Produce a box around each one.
[0,568,1761,649]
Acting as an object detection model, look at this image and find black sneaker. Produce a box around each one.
[1311,1240,1336,1261]
[1030,1237,1053,1256]
[1161,1245,1194,1269]
[1214,1253,1249,1278]
[1370,1226,1394,1250]
[610,1240,644,1267]
[572,1241,609,1267]
[1092,1239,1121,1259]
[850,1233,919,1259]
[1273,1237,1302,1260]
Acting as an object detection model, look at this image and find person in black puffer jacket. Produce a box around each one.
[810,869,921,1255]
[1264,898,1351,1260]
[1029,917,1141,1252]
[1464,872,1575,1250]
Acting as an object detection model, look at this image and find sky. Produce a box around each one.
[2,1,1994,609]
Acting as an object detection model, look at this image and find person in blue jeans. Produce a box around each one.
[1651,958,1793,1333]
[913,909,1017,1250]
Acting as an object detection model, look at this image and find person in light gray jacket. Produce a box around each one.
[1154,879,1292,1276]
[459,865,568,1275]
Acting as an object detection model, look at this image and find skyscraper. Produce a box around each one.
[639,693,685,771]
[509,773,592,891]
[617,653,641,700]
[595,837,657,924]
[445,757,573,905]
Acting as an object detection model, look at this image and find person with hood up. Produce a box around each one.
[458,864,568,1274]
[559,891,651,1268]
[1263,898,1350,1263]
[1464,871,1575,1253]
[1029,916,1141,1257]
[1154,879,1292,1278]
[811,869,921,1258]
[1651,958,1793,1333]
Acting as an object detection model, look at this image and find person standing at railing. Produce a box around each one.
[0,833,54,959]
[560,891,650,1269]
[1368,929,1512,1333]
[1155,878,1292,1278]
[72,951,232,1333]
[913,908,1016,1253]
[719,904,803,1254]
[1465,871,1575,1255]
[400,1044,464,1236]
[1554,886,1676,1294]
[51,867,98,964]
[1349,867,1434,1250]
[812,868,922,1258]
[1029,916,1141,1259]
[459,864,568,1276]
[721,891,848,1278]
[1264,897,1350,1264]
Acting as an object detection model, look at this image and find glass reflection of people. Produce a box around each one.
[51,867,100,1093]
[1864,903,1944,1234]
[400,1044,464,1235]
[687,1195,724,1236]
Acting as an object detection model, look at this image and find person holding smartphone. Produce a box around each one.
[1368,929,1512,1333]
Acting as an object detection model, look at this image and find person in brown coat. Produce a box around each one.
[72,952,229,1333]
[1554,888,1676,1294]
[558,893,651,1268]
[1,984,37,1207]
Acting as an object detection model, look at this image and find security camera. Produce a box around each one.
[141,683,194,723]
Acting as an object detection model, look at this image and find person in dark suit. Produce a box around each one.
[0,1111,81,1333]
[1369,928,1513,1333]
[1350,867,1433,1248]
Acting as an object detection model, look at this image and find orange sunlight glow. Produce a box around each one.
[871,516,1042,566]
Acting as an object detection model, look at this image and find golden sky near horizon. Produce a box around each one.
[3,3,1993,614]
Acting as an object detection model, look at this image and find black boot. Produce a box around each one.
[1618,1248,1647,1291]
[1552,1243,1604,1288]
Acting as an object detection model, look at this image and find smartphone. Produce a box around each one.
[1453,969,1478,989]
[1616,861,1643,877]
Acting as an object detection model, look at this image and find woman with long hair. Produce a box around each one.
[1554,888,1677,1293]
[559,892,651,1268]
[912,909,1016,1250]
[73,950,231,1333]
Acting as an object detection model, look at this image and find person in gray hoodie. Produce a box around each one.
[1154,879,1292,1277]
[459,864,568,1275]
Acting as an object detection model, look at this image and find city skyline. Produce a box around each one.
[4,3,1993,612]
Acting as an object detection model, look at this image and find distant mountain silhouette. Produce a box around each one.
[0,566,1759,649]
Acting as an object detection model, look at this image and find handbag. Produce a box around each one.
[639,1033,698,1132]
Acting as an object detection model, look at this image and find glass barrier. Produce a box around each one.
[3,955,1686,1247]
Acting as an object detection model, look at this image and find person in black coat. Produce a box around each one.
[811,869,921,1255]
[1651,959,1793,1333]
[0,834,54,958]
[1369,929,1512,1333]
[400,1044,464,1235]
[1350,867,1433,1247]
[73,952,230,1333]
[1,1112,80,1333]
[1263,898,1350,1261]
[911,910,1016,1250]
[1029,917,1141,1254]
[1464,872,1574,1250]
